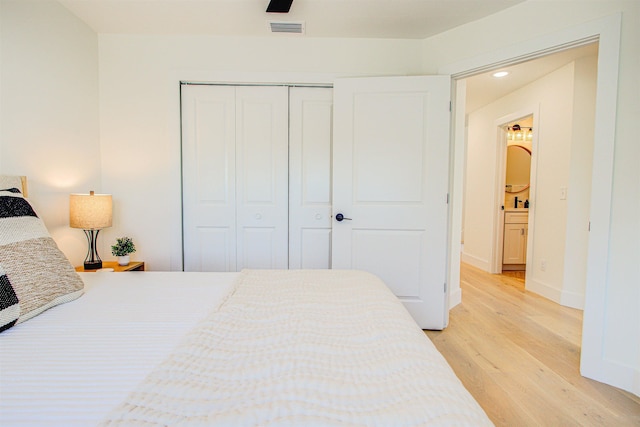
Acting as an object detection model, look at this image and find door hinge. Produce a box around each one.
[588,221,591,231]
[446,193,450,204]
[449,101,452,112]
[444,282,447,293]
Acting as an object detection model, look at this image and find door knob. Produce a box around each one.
[335,213,352,222]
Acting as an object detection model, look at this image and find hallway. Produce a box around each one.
[425,263,640,426]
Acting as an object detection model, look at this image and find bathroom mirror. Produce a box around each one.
[505,145,531,193]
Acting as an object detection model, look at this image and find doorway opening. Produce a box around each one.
[501,115,533,275]
[444,12,626,392]
[458,42,598,310]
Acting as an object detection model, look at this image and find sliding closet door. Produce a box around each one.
[182,85,289,271]
[235,86,289,269]
[288,87,333,269]
[182,85,237,271]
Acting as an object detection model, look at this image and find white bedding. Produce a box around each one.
[0,271,238,427]
[1,270,491,426]
[102,270,492,426]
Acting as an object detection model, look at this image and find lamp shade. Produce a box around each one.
[69,191,112,230]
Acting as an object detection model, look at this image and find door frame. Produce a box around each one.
[441,13,624,392]
[491,108,539,276]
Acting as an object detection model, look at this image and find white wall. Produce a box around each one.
[424,0,639,396]
[98,35,423,270]
[0,0,101,262]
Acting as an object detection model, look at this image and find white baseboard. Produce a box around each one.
[525,277,562,305]
[460,252,490,272]
[560,289,585,310]
[581,357,640,398]
[526,278,585,310]
[449,287,462,308]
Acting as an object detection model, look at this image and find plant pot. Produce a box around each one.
[117,255,130,266]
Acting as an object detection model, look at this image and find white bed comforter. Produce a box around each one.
[0,272,238,427]
[101,269,492,426]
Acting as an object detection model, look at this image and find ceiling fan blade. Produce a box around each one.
[266,0,293,13]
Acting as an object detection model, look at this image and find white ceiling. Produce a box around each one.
[58,0,525,39]
[56,0,597,112]
[464,43,599,113]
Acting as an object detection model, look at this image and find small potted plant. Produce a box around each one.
[111,236,136,266]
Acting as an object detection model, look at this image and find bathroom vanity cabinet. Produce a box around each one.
[503,210,528,267]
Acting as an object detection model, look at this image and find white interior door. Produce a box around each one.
[235,86,289,269]
[288,87,333,269]
[182,84,237,272]
[332,76,451,330]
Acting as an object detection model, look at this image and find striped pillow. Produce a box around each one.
[0,264,20,332]
[0,188,84,332]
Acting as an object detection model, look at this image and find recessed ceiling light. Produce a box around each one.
[493,71,509,78]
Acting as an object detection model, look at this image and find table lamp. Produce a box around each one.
[69,191,113,270]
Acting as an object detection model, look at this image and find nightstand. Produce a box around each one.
[75,261,145,272]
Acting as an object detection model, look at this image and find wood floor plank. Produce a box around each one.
[425,263,640,426]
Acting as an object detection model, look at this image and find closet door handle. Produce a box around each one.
[335,213,352,222]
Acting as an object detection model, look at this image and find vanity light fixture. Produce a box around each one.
[506,124,533,141]
[493,71,509,78]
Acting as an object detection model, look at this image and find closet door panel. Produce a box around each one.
[299,229,332,269]
[194,227,233,271]
[289,87,333,269]
[241,227,279,269]
[182,85,237,272]
[235,86,289,269]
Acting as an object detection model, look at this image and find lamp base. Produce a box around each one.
[82,229,103,270]
[84,260,103,270]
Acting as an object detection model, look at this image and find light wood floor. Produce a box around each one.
[425,263,640,426]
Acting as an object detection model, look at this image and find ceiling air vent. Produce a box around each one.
[269,21,305,34]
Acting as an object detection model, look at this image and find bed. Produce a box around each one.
[0,177,492,426]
